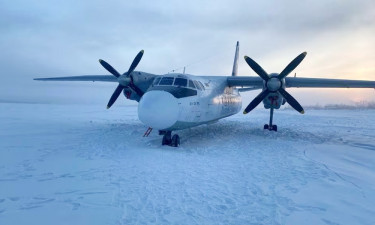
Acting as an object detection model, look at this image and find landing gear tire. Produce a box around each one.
[264,124,277,131]
[171,134,180,147]
[162,132,172,146]
[161,131,179,147]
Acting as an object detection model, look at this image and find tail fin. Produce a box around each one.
[231,41,239,76]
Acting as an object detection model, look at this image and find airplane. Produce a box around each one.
[35,42,375,147]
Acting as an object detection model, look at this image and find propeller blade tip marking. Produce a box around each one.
[243,111,248,114]
[301,110,305,114]
[106,106,110,109]
[140,50,144,53]
[244,56,248,59]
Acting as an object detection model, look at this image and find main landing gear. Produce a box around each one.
[160,131,180,147]
[264,107,277,131]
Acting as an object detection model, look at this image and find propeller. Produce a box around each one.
[243,52,306,114]
[99,50,144,109]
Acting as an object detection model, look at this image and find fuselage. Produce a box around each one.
[137,73,242,131]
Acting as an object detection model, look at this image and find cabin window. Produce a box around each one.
[193,80,202,90]
[159,77,174,85]
[153,77,161,85]
[188,80,196,89]
[174,78,187,87]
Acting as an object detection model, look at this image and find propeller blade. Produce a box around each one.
[278,88,304,114]
[244,56,269,81]
[99,59,121,78]
[278,52,307,79]
[127,50,144,75]
[243,90,270,114]
[107,84,124,109]
[128,77,144,97]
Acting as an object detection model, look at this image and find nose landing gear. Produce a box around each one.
[264,107,278,131]
[160,131,180,147]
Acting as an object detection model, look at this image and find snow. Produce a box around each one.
[1,102,375,225]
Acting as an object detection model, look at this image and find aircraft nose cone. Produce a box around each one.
[138,91,179,130]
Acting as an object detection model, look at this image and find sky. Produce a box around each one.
[0,0,374,106]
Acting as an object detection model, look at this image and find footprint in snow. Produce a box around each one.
[9,197,20,201]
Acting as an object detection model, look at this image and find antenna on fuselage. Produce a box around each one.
[183,67,186,74]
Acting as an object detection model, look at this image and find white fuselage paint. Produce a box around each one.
[138,74,242,131]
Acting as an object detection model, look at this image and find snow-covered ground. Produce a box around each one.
[1,102,375,225]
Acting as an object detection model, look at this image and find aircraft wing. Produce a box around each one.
[285,77,375,88]
[238,87,263,92]
[34,75,117,82]
[227,76,264,87]
[227,76,375,89]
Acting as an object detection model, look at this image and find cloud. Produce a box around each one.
[0,0,374,104]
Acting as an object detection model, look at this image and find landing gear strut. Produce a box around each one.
[161,131,180,147]
[264,107,277,131]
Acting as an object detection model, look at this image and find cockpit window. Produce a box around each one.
[188,80,196,89]
[153,77,161,85]
[174,78,187,87]
[148,77,198,98]
[159,77,174,85]
[193,80,201,91]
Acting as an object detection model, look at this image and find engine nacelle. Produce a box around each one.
[123,88,141,102]
[262,74,285,109]
[263,92,283,109]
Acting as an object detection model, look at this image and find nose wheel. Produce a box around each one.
[171,134,180,147]
[264,107,278,131]
[161,131,180,147]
